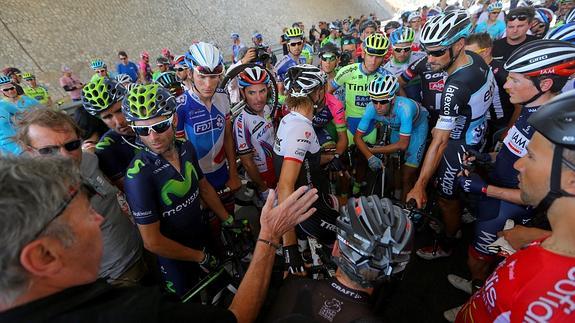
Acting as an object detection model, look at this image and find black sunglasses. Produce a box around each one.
[507,14,529,22]
[289,41,303,47]
[372,98,390,105]
[2,87,16,92]
[31,139,82,155]
[175,67,188,72]
[131,116,173,136]
[394,47,411,53]
[320,54,338,61]
[426,47,449,57]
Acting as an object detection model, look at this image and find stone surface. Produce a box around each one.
[0,0,392,100]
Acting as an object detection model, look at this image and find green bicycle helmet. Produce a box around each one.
[22,72,35,81]
[122,83,176,122]
[285,27,304,39]
[82,77,126,116]
[363,33,390,56]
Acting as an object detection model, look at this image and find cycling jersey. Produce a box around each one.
[233,105,276,187]
[138,60,152,83]
[456,240,575,323]
[1,95,39,111]
[274,54,307,82]
[124,139,208,296]
[490,106,539,188]
[176,88,231,190]
[383,51,427,76]
[474,20,506,40]
[312,93,346,132]
[488,59,514,127]
[357,96,429,167]
[90,72,117,83]
[95,130,141,182]
[23,86,50,105]
[401,55,447,125]
[0,101,21,155]
[264,277,379,323]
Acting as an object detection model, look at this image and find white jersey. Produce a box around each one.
[383,51,427,77]
[233,105,275,173]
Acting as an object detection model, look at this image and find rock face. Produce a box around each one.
[0,0,391,99]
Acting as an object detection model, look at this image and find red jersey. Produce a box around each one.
[456,240,575,323]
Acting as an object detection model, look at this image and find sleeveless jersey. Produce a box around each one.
[176,88,231,189]
[456,240,575,323]
[94,130,140,182]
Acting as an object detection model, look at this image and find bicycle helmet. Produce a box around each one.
[115,73,132,84]
[427,7,442,18]
[390,27,415,46]
[401,11,412,22]
[526,91,575,211]
[90,59,106,70]
[284,64,327,97]
[384,21,401,33]
[368,75,400,100]
[237,66,271,88]
[363,33,390,57]
[285,27,304,39]
[231,32,240,39]
[122,83,177,122]
[567,7,575,24]
[319,43,341,57]
[420,11,471,48]
[487,1,503,12]
[173,55,187,68]
[154,71,183,96]
[408,11,421,22]
[0,75,12,86]
[545,22,575,42]
[505,39,575,77]
[334,196,414,287]
[184,42,224,75]
[22,72,35,81]
[82,77,127,116]
[140,51,150,59]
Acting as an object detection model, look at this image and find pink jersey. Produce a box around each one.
[456,239,575,323]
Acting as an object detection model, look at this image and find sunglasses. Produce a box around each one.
[364,47,387,56]
[394,47,411,53]
[289,41,303,47]
[321,54,337,61]
[426,47,449,57]
[131,115,174,136]
[194,64,224,76]
[175,67,188,72]
[490,11,501,14]
[2,86,16,92]
[119,57,127,60]
[96,69,107,73]
[31,139,82,155]
[372,98,391,105]
[507,14,529,22]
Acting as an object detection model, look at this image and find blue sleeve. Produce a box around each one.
[124,159,160,225]
[397,99,416,136]
[357,103,376,134]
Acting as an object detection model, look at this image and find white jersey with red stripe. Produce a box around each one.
[273,111,320,164]
[233,105,275,174]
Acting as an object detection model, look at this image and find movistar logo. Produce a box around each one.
[160,161,198,206]
[95,137,115,150]
[126,159,145,179]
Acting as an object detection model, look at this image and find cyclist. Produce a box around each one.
[152,57,171,81]
[264,196,413,323]
[384,26,427,101]
[138,51,153,84]
[122,84,234,297]
[318,43,341,82]
[448,40,575,302]
[355,75,428,201]
[82,76,139,190]
[89,59,115,82]
[0,74,39,110]
[274,26,308,99]
[115,73,133,87]
[456,91,575,323]
[154,71,184,97]
[173,54,192,90]
[176,42,241,215]
[406,11,495,260]
[474,2,505,40]
[274,83,339,275]
[21,72,52,106]
[233,66,277,196]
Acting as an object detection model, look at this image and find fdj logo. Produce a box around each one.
[161,161,199,206]
[194,115,225,134]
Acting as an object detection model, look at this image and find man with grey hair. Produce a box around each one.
[14,107,145,286]
[0,156,318,322]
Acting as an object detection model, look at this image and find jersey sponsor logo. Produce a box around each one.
[346,83,368,93]
[523,266,575,322]
[194,114,225,134]
[160,161,199,206]
[126,159,145,179]
[318,298,343,321]
[305,131,311,139]
[152,163,170,174]
[162,189,199,218]
[354,95,370,108]
[503,126,530,157]
[442,84,458,116]
[252,121,265,133]
[450,116,466,140]
[256,123,273,140]
[320,219,337,232]
[429,79,445,92]
[563,135,575,143]
[476,230,497,255]
[295,148,306,157]
[425,72,444,80]
[482,268,500,310]
[95,136,115,150]
[331,282,363,299]
[297,139,311,144]
[440,156,459,196]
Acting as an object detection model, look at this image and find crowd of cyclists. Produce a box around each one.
[1,0,575,322]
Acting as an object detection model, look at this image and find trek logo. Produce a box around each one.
[126,159,145,179]
[95,136,115,150]
[194,115,225,134]
[503,126,530,157]
[160,161,199,206]
[440,157,459,196]
[524,266,575,322]
[320,220,337,232]
[443,85,458,116]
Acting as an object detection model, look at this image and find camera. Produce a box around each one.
[252,45,271,64]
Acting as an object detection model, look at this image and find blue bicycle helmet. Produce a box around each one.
[390,27,415,46]
[90,59,106,70]
[0,75,12,86]
[545,22,575,43]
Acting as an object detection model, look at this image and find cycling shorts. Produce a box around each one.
[346,116,377,146]
[295,193,339,246]
[389,123,428,168]
[315,127,335,148]
[436,140,478,199]
[470,196,534,259]
[158,256,203,297]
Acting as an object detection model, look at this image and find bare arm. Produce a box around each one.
[239,153,268,191]
[335,130,348,156]
[354,130,374,159]
[498,225,551,250]
[224,119,241,191]
[199,178,230,221]
[370,135,410,154]
[138,222,204,262]
[276,159,303,247]
[486,185,525,205]
[228,187,318,323]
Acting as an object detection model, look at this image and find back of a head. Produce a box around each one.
[334,196,413,288]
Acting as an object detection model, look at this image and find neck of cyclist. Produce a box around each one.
[335,268,374,295]
[291,104,313,120]
[526,88,557,108]
[192,83,214,107]
[446,44,469,75]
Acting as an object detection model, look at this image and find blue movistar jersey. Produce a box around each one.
[124,139,206,247]
[94,130,141,182]
[274,54,307,82]
[435,51,495,146]
[176,89,231,189]
[490,106,539,188]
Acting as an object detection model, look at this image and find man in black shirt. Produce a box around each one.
[492,6,537,62]
[0,156,318,323]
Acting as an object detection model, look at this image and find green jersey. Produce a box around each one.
[23,86,50,105]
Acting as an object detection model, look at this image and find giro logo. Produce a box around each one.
[95,136,115,150]
[160,161,199,206]
[126,159,145,179]
[528,55,547,64]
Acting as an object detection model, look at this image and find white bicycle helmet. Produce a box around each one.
[115,73,132,84]
[284,64,327,97]
[566,7,575,24]
[420,11,471,48]
[334,196,413,287]
[185,42,224,75]
[368,75,400,100]
[504,39,575,77]
[545,22,575,43]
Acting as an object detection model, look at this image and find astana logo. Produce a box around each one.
[95,136,115,150]
[161,161,198,206]
[126,159,145,179]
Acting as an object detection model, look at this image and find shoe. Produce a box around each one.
[443,305,463,322]
[416,245,452,260]
[447,274,472,294]
[461,209,476,224]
